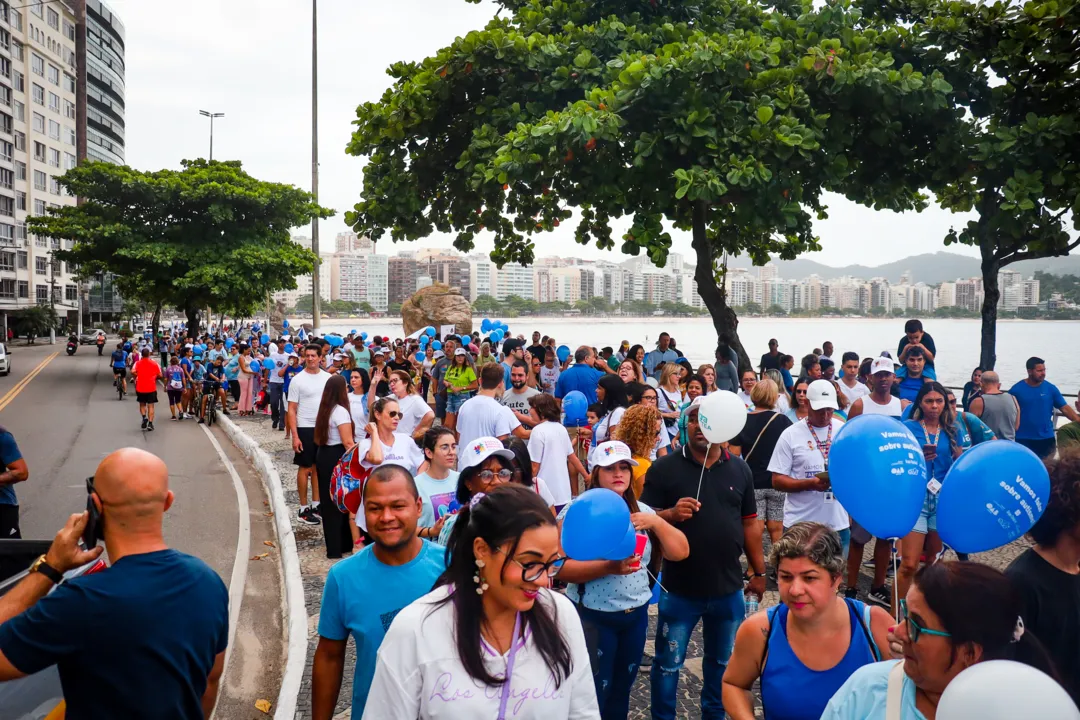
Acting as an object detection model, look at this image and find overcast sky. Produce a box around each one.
[118,0,980,269]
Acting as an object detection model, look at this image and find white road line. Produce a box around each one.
[200,422,251,695]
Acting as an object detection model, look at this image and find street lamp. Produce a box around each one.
[199,110,225,161]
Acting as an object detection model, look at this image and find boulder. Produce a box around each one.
[401,284,473,337]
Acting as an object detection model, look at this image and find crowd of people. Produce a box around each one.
[15,317,1076,720]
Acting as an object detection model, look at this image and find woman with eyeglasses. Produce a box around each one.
[657,363,684,449]
[821,561,1060,720]
[436,436,517,546]
[618,358,644,386]
[364,483,600,719]
[386,369,434,442]
[723,522,890,720]
[613,404,663,498]
[558,441,688,720]
[356,396,425,479]
[784,378,812,422]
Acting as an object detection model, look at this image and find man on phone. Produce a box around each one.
[287,344,332,525]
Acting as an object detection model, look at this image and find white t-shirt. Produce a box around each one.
[267,352,288,384]
[324,405,353,446]
[838,379,870,407]
[532,476,557,507]
[357,433,425,476]
[593,406,626,446]
[456,395,521,468]
[396,393,434,437]
[286,369,332,428]
[527,421,575,506]
[657,387,683,440]
[539,365,561,394]
[362,585,600,720]
[737,390,754,408]
[349,393,369,435]
[767,418,849,531]
[774,392,791,414]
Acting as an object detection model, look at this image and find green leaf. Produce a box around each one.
[756,106,774,124]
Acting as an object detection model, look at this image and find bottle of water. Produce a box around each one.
[745,593,760,618]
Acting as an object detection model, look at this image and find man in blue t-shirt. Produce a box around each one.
[0,426,29,566]
[555,346,609,405]
[110,342,129,395]
[1010,356,1080,459]
[896,347,931,404]
[643,332,680,378]
[312,465,445,718]
[0,448,229,719]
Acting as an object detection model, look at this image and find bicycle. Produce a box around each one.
[113,375,124,400]
[205,384,220,427]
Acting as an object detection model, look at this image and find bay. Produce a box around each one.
[314,317,1080,394]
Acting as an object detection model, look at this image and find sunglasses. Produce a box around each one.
[477,469,514,483]
[496,547,567,583]
[386,411,403,419]
[900,598,952,643]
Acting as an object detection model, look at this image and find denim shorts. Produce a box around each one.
[913,490,938,534]
[446,391,472,414]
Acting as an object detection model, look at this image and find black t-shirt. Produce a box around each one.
[897,332,937,368]
[732,411,794,490]
[640,446,756,598]
[1006,548,1080,706]
[527,344,547,363]
[386,359,412,375]
[759,352,782,372]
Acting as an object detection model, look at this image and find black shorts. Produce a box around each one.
[113,368,127,378]
[167,389,184,405]
[136,391,159,405]
[293,427,317,468]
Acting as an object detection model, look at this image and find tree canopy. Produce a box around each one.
[346,0,955,366]
[28,160,332,338]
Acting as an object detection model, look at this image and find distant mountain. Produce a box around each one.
[725,251,1080,285]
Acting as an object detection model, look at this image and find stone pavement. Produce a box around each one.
[231,412,1033,720]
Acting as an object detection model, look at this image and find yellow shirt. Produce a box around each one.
[631,455,652,499]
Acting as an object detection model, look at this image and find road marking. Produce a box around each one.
[0,352,58,413]
[199,422,251,688]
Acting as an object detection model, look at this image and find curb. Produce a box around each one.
[219,415,307,720]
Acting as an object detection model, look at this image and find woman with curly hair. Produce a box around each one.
[614,403,663,498]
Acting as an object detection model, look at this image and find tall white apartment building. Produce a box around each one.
[332,252,388,312]
[468,255,492,301]
[937,281,956,307]
[492,263,533,301]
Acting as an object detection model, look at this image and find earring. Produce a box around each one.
[474,558,489,595]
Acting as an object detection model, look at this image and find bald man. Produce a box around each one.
[0,448,229,719]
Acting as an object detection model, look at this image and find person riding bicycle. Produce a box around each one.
[199,357,230,424]
[110,343,129,396]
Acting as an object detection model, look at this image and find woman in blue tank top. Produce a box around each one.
[721,522,893,720]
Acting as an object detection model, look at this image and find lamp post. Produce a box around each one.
[198,110,225,161]
[310,0,321,330]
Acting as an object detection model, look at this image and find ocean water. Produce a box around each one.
[314,317,1080,393]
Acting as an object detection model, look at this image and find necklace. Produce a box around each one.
[920,421,940,446]
[806,418,833,465]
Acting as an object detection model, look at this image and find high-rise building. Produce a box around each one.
[936,281,956,307]
[335,231,372,254]
[0,0,82,328]
[387,255,418,305]
[469,255,492,301]
[332,252,387,311]
[955,277,984,312]
[426,253,470,298]
[758,263,778,283]
[492,263,533,301]
[82,0,124,165]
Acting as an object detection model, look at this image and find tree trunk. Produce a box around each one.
[150,302,162,340]
[690,201,752,374]
[185,305,201,341]
[979,256,1000,370]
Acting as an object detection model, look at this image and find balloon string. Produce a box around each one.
[892,539,900,625]
[695,443,712,501]
[646,567,668,595]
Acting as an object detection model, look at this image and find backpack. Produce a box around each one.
[329,445,373,515]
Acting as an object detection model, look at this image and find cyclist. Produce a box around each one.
[200,356,230,424]
[110,342,129,396]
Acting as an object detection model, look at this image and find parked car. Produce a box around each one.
[0,343,10,376]
[78,329,106,345]
[0,539,105,720]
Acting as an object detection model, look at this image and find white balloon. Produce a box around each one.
[939,660,1080,720]
[695,390,747,444]
[645,377,659,389]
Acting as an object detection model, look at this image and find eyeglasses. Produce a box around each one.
[642,396,657,404]
[496,547,567,583]
[386,411,403,419]
[900,599,952,643]
[477,469,514,483]
[795,390,808,396]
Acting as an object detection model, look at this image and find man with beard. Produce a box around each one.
[500,361,539,428]
[311,465,445,718]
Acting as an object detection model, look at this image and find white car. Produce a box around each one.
[0,343,9,376]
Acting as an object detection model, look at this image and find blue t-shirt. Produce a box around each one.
[191,365,206,382]
[0,429,22,506]
[820,660,925,720]
[554,364,605,404]
[317,541,445,716]
[205,365,227,387]
[780,367,794,391]
[0,549,228,720]
[223,355,241,381]
[179,357,193,376]
[283,365,303,395]
[903,418,971,481]
[896,375,927,404]
[110,350,127,369]
[1010,380,1068,441]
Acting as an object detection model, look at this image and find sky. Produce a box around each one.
[117,0,981,269]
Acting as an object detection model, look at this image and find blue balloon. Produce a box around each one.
[284,343,294,353]
[419,335,428,345]
[481,318,492,332]
[260,333,270,345]
[561,488,632,561]
[351,328,357,335]
[937,441,1050,554]
[327,335,344,347]
[425,327,436,338]
[562,390,588,427]
[360,332,368,340]
[491,330,504,342]
[415,352,426,363]
[556,345,571,363]
[282,319,289,328]
[602,523,639,561]
[829,415,927,539]
[431,340,442,351]
[225,338,235,348]
[262,358,275,371]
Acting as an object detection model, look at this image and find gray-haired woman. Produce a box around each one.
[722,522,892,720]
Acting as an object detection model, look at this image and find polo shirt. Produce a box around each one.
[643,348,679,377]
[554,363,605,404]
[639,446,756,598]
[1010,379,1068,441]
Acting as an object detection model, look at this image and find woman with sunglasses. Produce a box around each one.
[356,396,425,479]
[443,348,478,435]
[364,484,600,719]
[436,436,518,546]
[821,561,1059,720]
[557,441,688,720]
[723,522,890,720]
[386,369,434,441]
[784,378,812,422]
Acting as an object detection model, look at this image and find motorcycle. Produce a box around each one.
[66,341,77,356]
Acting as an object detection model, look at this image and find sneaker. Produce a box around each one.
[868,586,892,607]
[844,586,859,600]
[198,418,205,424]
[141,416,148,429]
[298,507,319,525]
[308,505,322,523]
[147,422,154,431]
[171,415,178,421]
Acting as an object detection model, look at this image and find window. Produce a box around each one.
[35,285,47,303]
[33,199,45,215]
[0,140,10,162]
[16,222,24,242]
[15,191,24,210]
[0,56,9,80]
[62,19,74,41]
[0,27,7,52]
[64,152,75,170]
[12,69,22,93]
[0,111,9,134]
[65,126,73,146]
[0,196,12,217]
[49,177,59,195]
[10,38,20,61]
[0,279,14,299]
[63,74,74,93]
[31,53,43,77]
[32,112,43,133]
[34,234,45,248]
[34,256,45,275]
[0,251,12,271]
[15,161,24,181]
[63,99,74,119]
[65,284,76,302]
[10,9,20,31]
[0,168,11,189]
[16,250,26,269]
[33,141,44,161]
[13,100,23,122]
[30,1,42,19]
[32,83,43,106]
[48,148,59,167]
[48,119,59,140]
[48,92,58,113]
[47,64,59,86]
[17,280,27,298]
[46,7,57,30]
[33,169,45,190]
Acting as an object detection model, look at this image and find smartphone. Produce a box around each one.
[922,444,937,457]
[629,533,648,570]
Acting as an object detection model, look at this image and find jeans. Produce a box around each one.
[267,383,284,427]
[1017,437,1056,459]
[651,589,744,720]
[577,603,649,720]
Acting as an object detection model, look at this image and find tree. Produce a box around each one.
[345,0,954,370]
[744,301,763,316]
[12,305,58,343]
[29,160,332,339]
[472,294,503,314]
[872,0,1080,369]
[767,303,788,316]
[869,305,887,317]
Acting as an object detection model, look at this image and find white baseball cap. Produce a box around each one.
[454,348,467,357]
[807,379,839,410]
[433,350,445,359]
[373,348,385,356]
[870,357,897,375]
[459,436,515,470]
[591,441,639,468]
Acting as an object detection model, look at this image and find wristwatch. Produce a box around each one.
[751,572,767,578]
[29,555,64,585]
